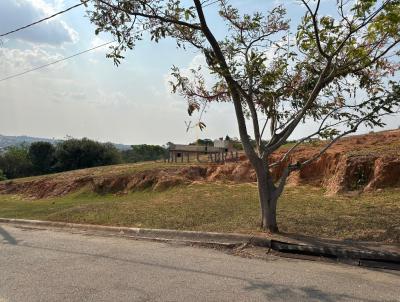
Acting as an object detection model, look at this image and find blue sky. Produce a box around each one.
[0,0,398,145]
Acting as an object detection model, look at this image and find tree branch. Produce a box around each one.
[331,0,392,57]
[266,61,333,153]
[192,0,259,162]
[96,0,202,30]
[301,0,330,60]
[273,166,290,199]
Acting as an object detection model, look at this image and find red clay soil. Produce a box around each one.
[0,130,399,198]
[274,129,400,194]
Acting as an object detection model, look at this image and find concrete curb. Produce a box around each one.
[1,218,399,270]
[0,218,258,248]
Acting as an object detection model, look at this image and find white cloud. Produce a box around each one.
[95,89,132,106]
[88,58,99,64]
[52,90,88,103]
[51,87,133,107]
[0,0,78,46]
[0,47,65,78]
[89,35,117,55]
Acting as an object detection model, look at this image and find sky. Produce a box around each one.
[0,0,399,146]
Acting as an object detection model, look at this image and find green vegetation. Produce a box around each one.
[189,137,244,151]
[0,137,243,180]
[121,144,167,163]
[0,184,398,243]
[85,0,400,233]
[190,138,214,146]
[0,138,122,180]
[0,145,34,179]
[54,138,121,171]
[28,142,56,174]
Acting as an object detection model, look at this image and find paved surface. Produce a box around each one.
[0,224,399,302]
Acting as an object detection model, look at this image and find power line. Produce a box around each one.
[0,1,221,82]
[0,0,219,38]
[0,1,89,38]
[203,0,221,8]
[0,40,115,82]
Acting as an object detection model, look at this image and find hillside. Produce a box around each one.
[0,134,131,151]
[0,129,399,198]
[271,129,400,194]
[0,134,57,151]
[0,130,399,242]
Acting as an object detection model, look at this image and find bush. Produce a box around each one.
[0,145,34,179]
[54,138,122,171]
[29,142,56,174]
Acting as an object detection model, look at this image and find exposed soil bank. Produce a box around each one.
[0,130,399,198]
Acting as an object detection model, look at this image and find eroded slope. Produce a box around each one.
[0,130,399,198]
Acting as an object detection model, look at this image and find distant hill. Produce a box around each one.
[0,134,131,151]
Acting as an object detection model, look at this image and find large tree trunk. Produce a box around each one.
[253,160,280,233]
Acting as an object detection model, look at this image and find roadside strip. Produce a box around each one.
[1,218,399,270]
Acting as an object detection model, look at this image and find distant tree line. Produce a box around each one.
[0,138,168,180]
[0,136,250,180]
[0,138,122,179]
[121,145,167,163]
[188,136,298,150]
[189,136,245,151]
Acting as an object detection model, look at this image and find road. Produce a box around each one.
[0,224,399,302]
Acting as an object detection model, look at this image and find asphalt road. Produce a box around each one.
[0,224,399,302]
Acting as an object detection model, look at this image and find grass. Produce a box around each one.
[0,183,399,243]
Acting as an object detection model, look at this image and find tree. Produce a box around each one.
[55,138,122,171]
[0,145,34,179]
[28,142,56,174]
[85,0,400,232]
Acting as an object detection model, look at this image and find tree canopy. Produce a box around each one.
[29,142,56,174]
[0,145,34,179]
[54,138,122,171]
[84,0,400,232]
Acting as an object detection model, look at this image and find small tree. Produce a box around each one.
[85,0,400,232]
[28,142,56,174]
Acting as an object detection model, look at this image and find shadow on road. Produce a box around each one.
[12,240,395,302]
[279,232,400,256]
[0,226,17,245]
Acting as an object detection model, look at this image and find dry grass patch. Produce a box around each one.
[0,184,399,243]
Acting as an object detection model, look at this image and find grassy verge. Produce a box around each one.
[0,183,399,243]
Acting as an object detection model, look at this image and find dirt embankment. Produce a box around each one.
[0,130,399,198]
[281,129,400,194]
